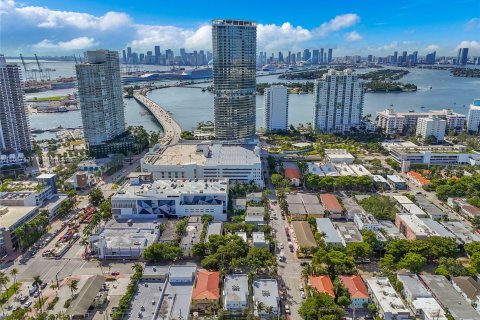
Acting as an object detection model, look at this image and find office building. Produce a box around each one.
[303,49,311,62]
[416,116,446,142]
[111,176,229,221]
[141,142,263,187]
[264,85,288,131]
[212,19,257,140]
[327,48,332,63]
[395,215,454,240]
[457,47,469,66]
[312,49,319,64]
[320,48,324,63]
[425,51,436,64]
[0,55,32,153]
[76,50,126,147]
[313,69,364,132]
[387,143,479,166]
[467,99,480,133]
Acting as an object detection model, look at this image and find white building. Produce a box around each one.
[111,177,228,221]
[467,99,480,133]
[416,116,446,142]
[141,142,263,187]
[377,108,465,135]
[366,277,411,320]
[264,85,288,131]
[253,279,280,318]
[313,69,364,133]
[0,55,32,152]
[252,232,269,248]
[324,149,355,164]
[388,144,479,166]
[76,50,125,146]
[223,274,249,312]
[354,212,380,231]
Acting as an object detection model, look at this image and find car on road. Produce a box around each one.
[279,243,284,249]
[19,296,28,303]
[111,271,120,276]
[301,291,306,299]
[41,282,47,289]
[24,301,32,308]
[285,304,291,314]
[33,291,40,298]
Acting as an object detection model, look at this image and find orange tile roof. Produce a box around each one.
[285,167,301,179]
[309,276,334,297]
[192,270,220,301]
[408,171,431,186]
[319,194,343,213]
[339,275,369,299]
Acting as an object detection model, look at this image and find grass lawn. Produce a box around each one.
[0,283,21,305]
[33,95,69,101]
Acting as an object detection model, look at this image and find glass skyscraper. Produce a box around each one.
[212,19,257,140]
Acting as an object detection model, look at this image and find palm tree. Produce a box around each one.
[68,279,79,299]
[131,263,143,274]
[80,236,90,256]
[0,272,9,291]
[33,275,44,313]
[9,268,18,290]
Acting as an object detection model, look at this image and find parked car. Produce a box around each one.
[24,301,32,308]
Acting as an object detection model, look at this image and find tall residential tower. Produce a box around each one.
[313,69,364,133]
[75,50,126,147]
[0,55,31,153]
[212,19,257,140]
[264,85,288,131]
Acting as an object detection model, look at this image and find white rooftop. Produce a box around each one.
[411,298,447,320]
[387,175,406,183]
[253,279,279,311]
[115,178,228,198]
[392,195,414,204]
[366,277,409,316]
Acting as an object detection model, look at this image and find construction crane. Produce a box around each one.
[34,54,47,81]
[19,54,33,81]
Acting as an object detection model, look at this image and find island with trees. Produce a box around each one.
[451,68,480,78]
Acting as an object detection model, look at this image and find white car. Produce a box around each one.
[279,243,284,249]
[24,301,32,308]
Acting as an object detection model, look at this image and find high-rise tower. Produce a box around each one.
[0,55,32,153]
[212,19,257,140]
[76,50,125,147]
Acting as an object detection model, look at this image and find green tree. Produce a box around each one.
[359,195,397,220]
[88,188,104,207]
[346,242,372,261]
[9,268,18,290]
[68,280,79,299]
[142,243,183,262]
[397,252,427,273]
[33,275,45,313]
[298,292,344,320]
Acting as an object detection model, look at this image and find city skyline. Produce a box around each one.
[1,0,479,56]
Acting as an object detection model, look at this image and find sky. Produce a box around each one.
[1,0,479,57]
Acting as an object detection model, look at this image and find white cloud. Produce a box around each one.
[456,40,480,55]
[314,13,360,36]
[424,44,439,52]
[345,31,362,42]
[33,37,98,50]
[14,5,131,30]
[464,18,480,30]
[1,0,361,54]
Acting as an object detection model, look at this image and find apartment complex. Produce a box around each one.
[467,99,480,133]
[76,50,126,147]
[376,108,465,135]
[388,143,479,166]
[264,85,288,131]
[415,116,446,142]
[313,69,364,133]
[141,142,263,187]
[0,55,32,153]
[212,19,257,140]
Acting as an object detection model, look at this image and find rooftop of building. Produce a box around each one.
[366,277,409,315]
[420,275,480,319]
[252,232,267,243]
[333,221,363,243]
[0,206,38,230]
[292,221,317,248]
[411,298,448,320]
[95,226,159,249]
[224,274,249,303]
[308,276,334,297]
[324,149,355,157]
[397,274,431,299]
[145,142,261,166]
[354,212,379,225]
[378,108,465,117]
[390,144,469,154]
[206,222,223,239]
[451,276,480,300]
[372,175,388,183]
[408,171,431,185]
[316,218,343,244]
[319,194,343,212]
[114,178,228,198]
[192,270,220,301]
[253,279,279,309]
[284,167,301,179]
[387,175,406,183]
[441,221,480,244]
[246,206,264,216]
[169,264,196,280]
[340,275,369,299]
[392,195,414,204]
